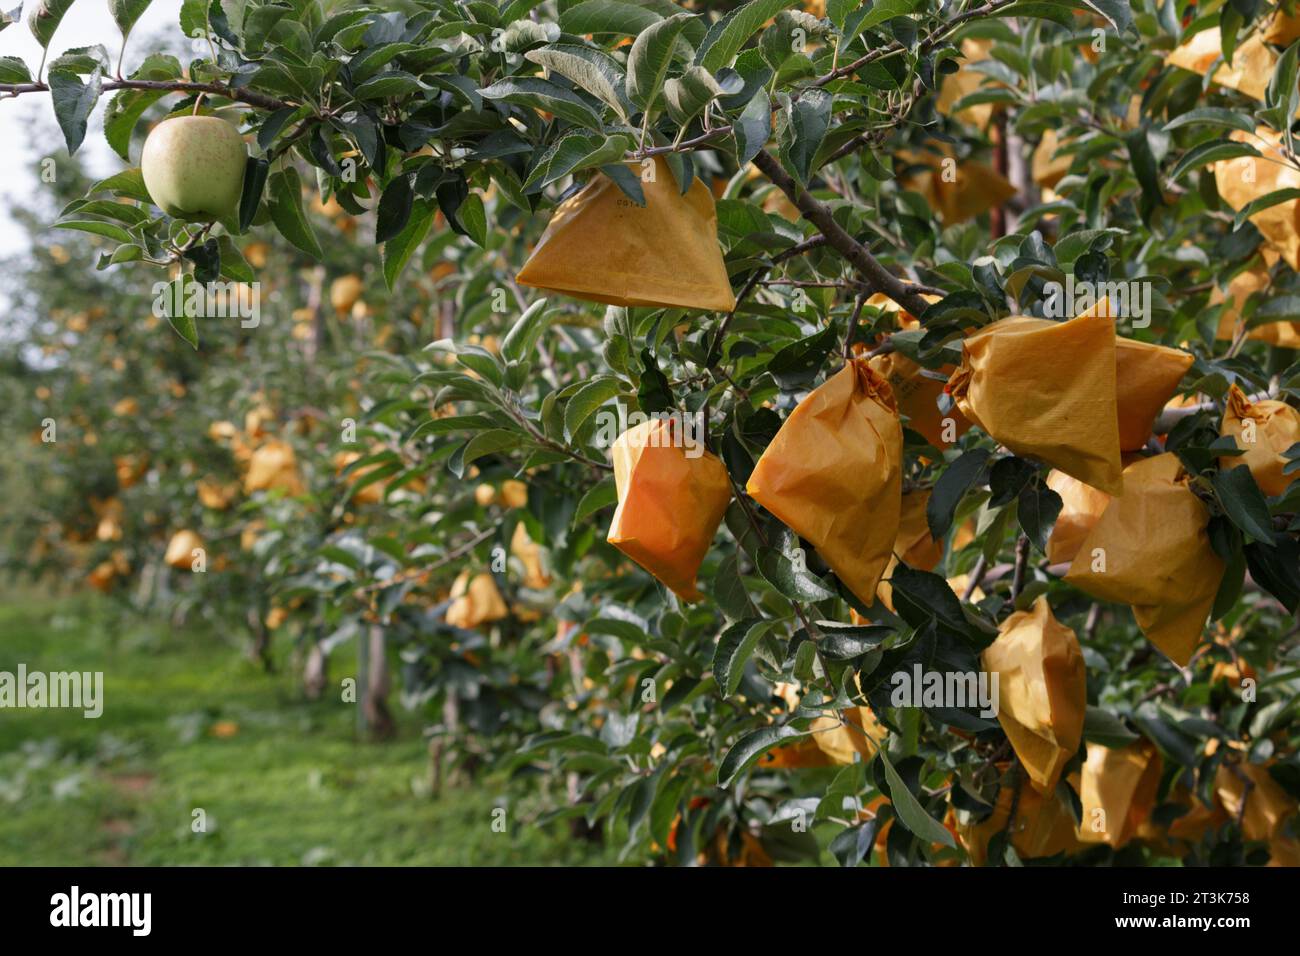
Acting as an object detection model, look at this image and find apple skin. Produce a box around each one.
[141,116,247,223]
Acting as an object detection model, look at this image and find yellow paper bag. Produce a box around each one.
[1215,127,1300,269]
[607,418,732,602]
[165,530,204,570]
[956,775,1081,866]
[1065,454,1225,665]
[1221,385,1300,497]
[243,439,305,495]
[810,705,887,765]
[948,311,1125,494]
[1265,11,1300,44]
[936,38,997,130]
[445,570,508,629]
[1045,469,1112,565]
[899,150,1017,224]
[1215,762,1300,866]
[982,597,1086,793]
[1114,337,1195,451]
[1075,740,1162,848]
[747,360,903,607]
[511,522,551,589]
[1167,28,1276,101]
[517,156,736,312]
[1213,261,1300,347]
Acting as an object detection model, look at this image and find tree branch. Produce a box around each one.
[0,78,290,112]
[751,150,935,316]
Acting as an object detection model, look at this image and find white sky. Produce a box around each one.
[0,0,184,256]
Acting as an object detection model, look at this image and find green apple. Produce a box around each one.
[140,116,247,223]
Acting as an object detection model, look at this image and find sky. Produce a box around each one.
[0,0,184,256]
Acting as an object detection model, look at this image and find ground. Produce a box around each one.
[0,591,614,866]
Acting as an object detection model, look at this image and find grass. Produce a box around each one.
[0,590,615,866]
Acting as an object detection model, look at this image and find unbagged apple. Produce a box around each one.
[141,116,247,223]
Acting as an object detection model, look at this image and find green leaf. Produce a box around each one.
[559,0,663,39]
[1161,107,1257,135]
[525,44,630,122]
[52,219,133,243]
[109,0,152,37]
[733,88,771,166]
[877,747,954,847]
[27,0,77,49]
[1017,482,1062,555]
[855,0,919,33]
[238,157,269,233]
[757,546,837,602]
[376,174,414,243]
[713,619,769,697]
[480,77,604,130]
[103,88,163,161]
[1082,706,1140,747]
[382,198,435,289]
[160,273,199,349]
[48,67,101,155]
[717,725,806,788]
[267,167,324,259]
[459,192,489,249]
[626,13,694,111]
[1213,464,1275,541]
[1083,0,1135,36]
[502,298,550,362]
[1168,140,1259,182]
[91,167,150,202]
[574,477,617,524]
[0,55,31,82]
[1232,188,1300,231]
[216,235,254,283]
[927,448,991,539]
[663,64,721,125]
[0,5,18,33]
[564,376,624,442]
[698,0,797,72]
[784,88,831,183]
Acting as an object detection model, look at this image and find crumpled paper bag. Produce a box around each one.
[898,146,1016,224]
[956,774,1081,866]
[1215,127,1300,269]
[511,522,551,589]
[1114,337,1195,451]
[1045,468,1112,565]
[747,360,903,607]
[1210,260,1300,346]
[1065,454,1225,665]
[165,529,204,570]
[517,156,736,312]
[1032,129,1072,189]
[982,596,1086,793]
[1215,761,1300,866]
[948,311,1124,494]
[1167,27,1276,101]
[445,570,508,629]
[244,439,305,495]
[1221,384,1300,497]
[936,37,997,130]
[607,418,732,602]
[877,490,944,609]
[1075,740,1163,848]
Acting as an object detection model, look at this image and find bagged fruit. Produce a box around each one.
[1220,385,1300,497]
[1214,127,1300,269]
[1166,28,1275,101]
[947,311,1124,494]
[747,360,903,607]
[607,418,732,602]
[1075,740,1162,848]
[1045,469,1112,565]
[445,571,508,629]
[517,156,735,312]
[982,597,1086,793]
[956,775,1081,866]
[1065,454,1225,665]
